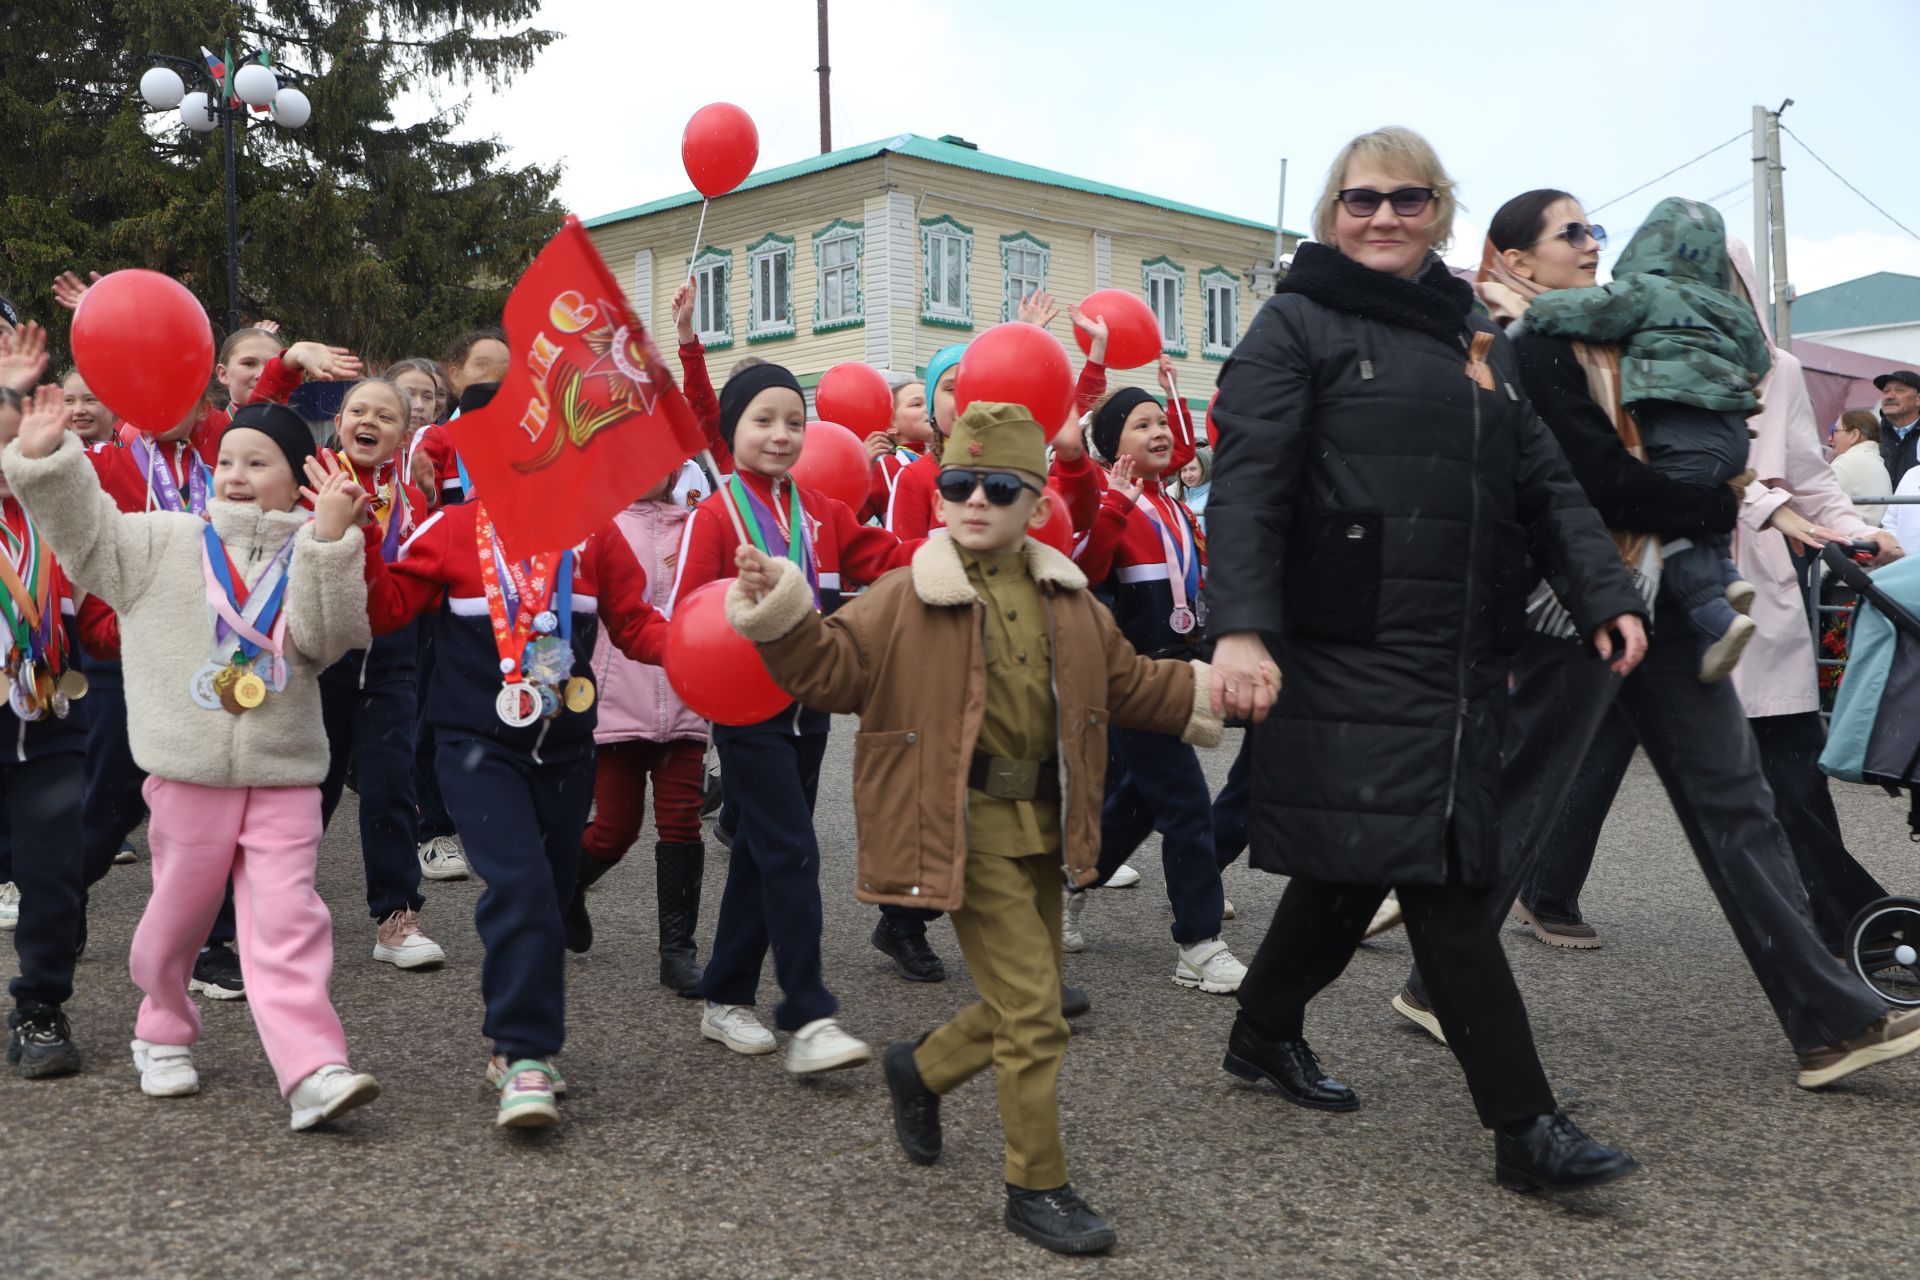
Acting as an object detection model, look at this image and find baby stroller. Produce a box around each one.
[1818,542,1920,1006]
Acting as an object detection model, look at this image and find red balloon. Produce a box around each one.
[1205,389,1220,446]
[1032,485,1075,556]
[1072,288,1162,370]
[681,103,759,199]
[815,363,894,438]
[665,580,791,726]
[953,322,1075,433]
[70,270,214,433]
[789,420,871,512]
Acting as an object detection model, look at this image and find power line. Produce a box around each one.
[1779,123,1920,241]
[1587,132,1746,215]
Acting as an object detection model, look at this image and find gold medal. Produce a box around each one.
[213,665,239,695]
[563,676,596,713]
[34,666,55,707]
[56,669,88,701]
[232,672,267,709]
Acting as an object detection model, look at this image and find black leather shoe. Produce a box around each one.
[1004,1184,1117,1255]
[1222,1011,1359,1111]
[563,853,615,955]
[1061,985,1091,1019]
[871,920,947,983]
[1495,1113,1639,1192]
[883,1041,941,1165]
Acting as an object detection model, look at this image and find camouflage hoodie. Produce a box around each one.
[1522,197,1772,412]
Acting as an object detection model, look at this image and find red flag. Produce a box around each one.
[451,215,707,561]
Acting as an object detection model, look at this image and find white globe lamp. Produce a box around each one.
[233,62,279,108]
[273,87,312,130]
[140,66,185,111]
[179,91,218,133]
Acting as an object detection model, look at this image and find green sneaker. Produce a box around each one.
[495,1060,559,1129]
[487,1053,568,1097]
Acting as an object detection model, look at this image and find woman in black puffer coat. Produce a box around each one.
[1205,127,1647,1193]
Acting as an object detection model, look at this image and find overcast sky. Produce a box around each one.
[409,0,1920,297]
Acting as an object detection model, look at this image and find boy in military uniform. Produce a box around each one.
[726,400,1234,1255]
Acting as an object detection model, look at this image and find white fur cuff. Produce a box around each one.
[725,558,813,643]
[1181,659,1226,748]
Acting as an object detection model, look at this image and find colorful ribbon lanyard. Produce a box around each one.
[1136,491,1199,633]
[724,474,819,607]
[0,508,51,662]
[132,437,209,516]
[200,524,296,664]
[474,502,558,685]
[343,458,408,562]
[455,449,472,497]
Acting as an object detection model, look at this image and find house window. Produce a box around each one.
[746,234,795,343]
[1000,233,1049,321]
[1201,268,1241,359]
[812,219,864,331]
[921,215,973,328]
[1142,256,1187,357]
[688,247,731,348]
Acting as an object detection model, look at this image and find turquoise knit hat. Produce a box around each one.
[924,344,967,413]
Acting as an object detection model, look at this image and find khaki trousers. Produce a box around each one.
[912,849,1069,1189]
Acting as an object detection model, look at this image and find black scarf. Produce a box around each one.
[1277,241,1475,347]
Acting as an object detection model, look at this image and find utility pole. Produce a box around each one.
[1751,101,1794,350]
[816,0,832,155]
[1273,158,1289,275]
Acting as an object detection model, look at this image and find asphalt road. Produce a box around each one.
[4,727,1919,1279]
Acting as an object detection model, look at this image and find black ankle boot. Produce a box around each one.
[871,917,947,982]
[655,841,705,996]
[883,1039,941,1164]
[1495,1113,1640,1192]
[1222,1011,1359,1111]
[564,853,616,955]
[1004,1184,1117,1255]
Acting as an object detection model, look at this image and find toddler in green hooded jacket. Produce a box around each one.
[1522,196,1772,682]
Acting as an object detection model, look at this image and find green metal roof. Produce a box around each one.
[1791,271,1920,334]
[586,132,1299,237]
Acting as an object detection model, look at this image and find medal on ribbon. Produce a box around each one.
[199,523,297,716]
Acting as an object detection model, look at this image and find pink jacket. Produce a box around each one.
[1727,240,1877,718]
[590,499,707,745]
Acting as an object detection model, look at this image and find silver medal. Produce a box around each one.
[1169,605,1197,635]
[9,679,41,722]
[533,610,559,635]
[189,663,225,710]
[50,691,70,720]
[495,682,541,728]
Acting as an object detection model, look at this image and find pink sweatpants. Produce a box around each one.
[132,778,349,1096]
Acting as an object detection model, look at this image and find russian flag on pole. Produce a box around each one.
[199,45,226,96]
[449,215,709,561]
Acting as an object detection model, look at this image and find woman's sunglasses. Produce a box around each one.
[1336,186,1435,218]
[936,468,1042,506]
[1537,221,1608,251]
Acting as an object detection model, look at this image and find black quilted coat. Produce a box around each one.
[1207,243,1643,887]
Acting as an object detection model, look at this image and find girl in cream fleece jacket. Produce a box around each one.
[3,392,381,1131]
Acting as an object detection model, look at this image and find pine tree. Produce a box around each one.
[0,0,565,363]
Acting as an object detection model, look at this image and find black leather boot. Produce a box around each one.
[1221,1010,1359,1111]
[1061,985,1092,1019]
[1495,1113,1640,1192]
[883,1040,941,1164]
[1004,1184,1117,1255]
[563,853,616,954]
[656,841,705,996]
[871,916,947,982]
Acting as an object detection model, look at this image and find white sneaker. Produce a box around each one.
[1173,938,1247,993]
[288,1064,381,1131]
[1700,614,1758,683]
[1222,898,1237,920]
[130,1039,199,1097]
[785,1018,872,1075]
[1364,893,1404,940]
[113,841,138,866]
[701,1002,777,1056]
[487,1053,569,1097]
[1062,890,1089,953]
[373,909,446,970]
[1106,863,1142,888]
[0,881,17,930]
[416,835,471,881]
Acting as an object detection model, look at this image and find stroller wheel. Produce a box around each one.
[1845,896,1920,1008]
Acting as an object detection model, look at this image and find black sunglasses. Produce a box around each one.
[1336,186,1435,218]
[936,468,1042,506]
[1537,221,1607,251]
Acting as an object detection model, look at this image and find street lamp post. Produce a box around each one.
[137,52,312,335]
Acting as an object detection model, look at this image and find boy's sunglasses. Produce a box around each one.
[1335,186,1435,218]
[1537,221,1607,251]
[936,468,1042,506]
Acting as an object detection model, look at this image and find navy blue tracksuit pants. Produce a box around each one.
[701,730,836,1031]
[319,679,424,919]
[436,736,594,1060]
[6,753,87,1009]
[1211,734,1252,872]
[412,627,456,842]
[81,655,235,946]
[1095,726,1225,947]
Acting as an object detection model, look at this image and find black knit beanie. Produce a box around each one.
[226,402,318,480]
[1091,387,1157,464]
[718,363,804,449]
[457,381,500,416]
